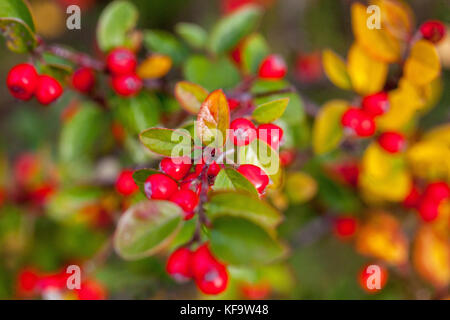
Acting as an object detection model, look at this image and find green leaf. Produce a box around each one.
[97,0,138,52]
[175,22,207,49]
[114,200,184,260]
[209,5,262,54]
[197,89,230,147]
[209,216,287,266]
[132,168,160,195]
[252,98,289,123]
[139,127,193,157]
[111,92,161,136]
[0,0,37,53]
[205,191,281,230]
[237,139,282,188]
[59,103,110,163]
[46,187,104,223]
[143,30,188,65]
[37,52,74,84]
[184,55,241,91]
[174,81,208,114]
[242,33,269,74]
[212,168,258,196]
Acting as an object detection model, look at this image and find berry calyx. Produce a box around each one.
[35,75,63,105]
[229,118,257,146]
[334,217,358,238]
[144,173,178,200]
[361,92,389,117]
[6,63,38,100]
[257,123,284,149]
[258,54,287,79]
[160,157,192,180]
[111,74,142,97]
[377,132,405,153]
[237,164,269,194]
[115,169,138,196]
[420,20,446,43]
[170,189,199,220]
[106,47,137,75]
[71,67,95,93]
[166,247,193,282]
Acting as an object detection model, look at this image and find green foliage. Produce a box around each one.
[139,127,193,156]
[252,98,289,123]
[212,168,258,196]
[144,30,188,65]
[175,22,207,49]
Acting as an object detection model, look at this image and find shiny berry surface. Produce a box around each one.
[6,63,38,100]
[106,48,137,75]
[257,123,284,149]
[258,54,287,79]
[170,189,199,219]
[377,132,405,153]
[115,169,138,196]
[237,164,269,194]
[420,20,446,43]
[166,247,193,282]
[160,157,192,180]
[71,67,95,93]
[229,118,257,146]
[35,75,63,105]
[144,173,178,200]
[111,74,142,96]
[362,92,389,117]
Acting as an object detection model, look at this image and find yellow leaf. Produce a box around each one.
[377,80,424,131]
[356,212,409,266]
[322,50,352,90]
[347,43,388,95]
[312,100,348,155]
[285,172,317,204]
[404,40,441,86]
[413,226,450,288]
[351,2,401,63]
[359,143,411,201]
[407,140,450,182]
[371,0,414,41]
[423,124,450,147]
[137,54,172,79]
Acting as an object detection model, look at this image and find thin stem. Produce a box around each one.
[38,44,105,71]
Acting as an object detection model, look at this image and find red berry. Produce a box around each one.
[29,183,55,206]
[160,157,192,180]
[355,113,376,137]
[361,92,389,117]
[111,74,142,97]
[75,280,107,300]
[207,161,222,177]
[423,182,450,202]
[334,217,358,238]
[35,75,63,105]
[195,260,228,295]
[106,47,137,75]
[279,149,295,167]
[166,247,193,282]
[115,169,138,196]
[377,132,405,153]
[240,282,271,300]
[229,118,257,146]
[258,54,287,79]
[17,268,40,296]
[237,164,269,194]
[341,107,364,132]
[6,63,38,100]
[181,173,202,195]
[418,197,440,222]
[358,264,388,293]
[227,98,240,110]
[257,123,284,149]
[144,173,178,200]
[335,162,360,187]
[403,184,421,209]
[420,20,446,43]
[71,67,95,93]
[170,189,199,220]
[191,244,228,295]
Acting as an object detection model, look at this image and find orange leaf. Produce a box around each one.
[137,54,172,79]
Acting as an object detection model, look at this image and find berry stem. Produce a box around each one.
[37,44,105,71]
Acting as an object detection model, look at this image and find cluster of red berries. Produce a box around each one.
[166,243,228,295]
[419,20,446,44]
[106,47,143,97]
[341,91,389,137]
[404,181,450,222]
[229,117,284,150]
[17,267,106,300]
[7,63,63,105]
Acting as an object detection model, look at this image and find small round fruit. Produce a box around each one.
[333,217,358,238]
[75,280,107,300]
[361,92,389,117]
[418,197,440,222]
[355,113,376,137]
[229,118,257,146]
[71,67,95,93]
[227,98,240,110]
[420,20,446,43]
[111,74,142,97]
[166,247,193,282]
[207,161,222,177]
[423,182,450,202]
[6,63,38,100]
[258,54,287,79]
[257,123,284,149]
[106,47,137,75]
[115,169,138,196]
[341,107,364,132]
[170,189,199,220]
[195,261,228,295]
[377,132,405,153]
[181,173,202,195]
[190,243,217,278]
[144,173,178,200]
[160,157,192,180]
[237,164,269,194]
[35,75,63,105]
